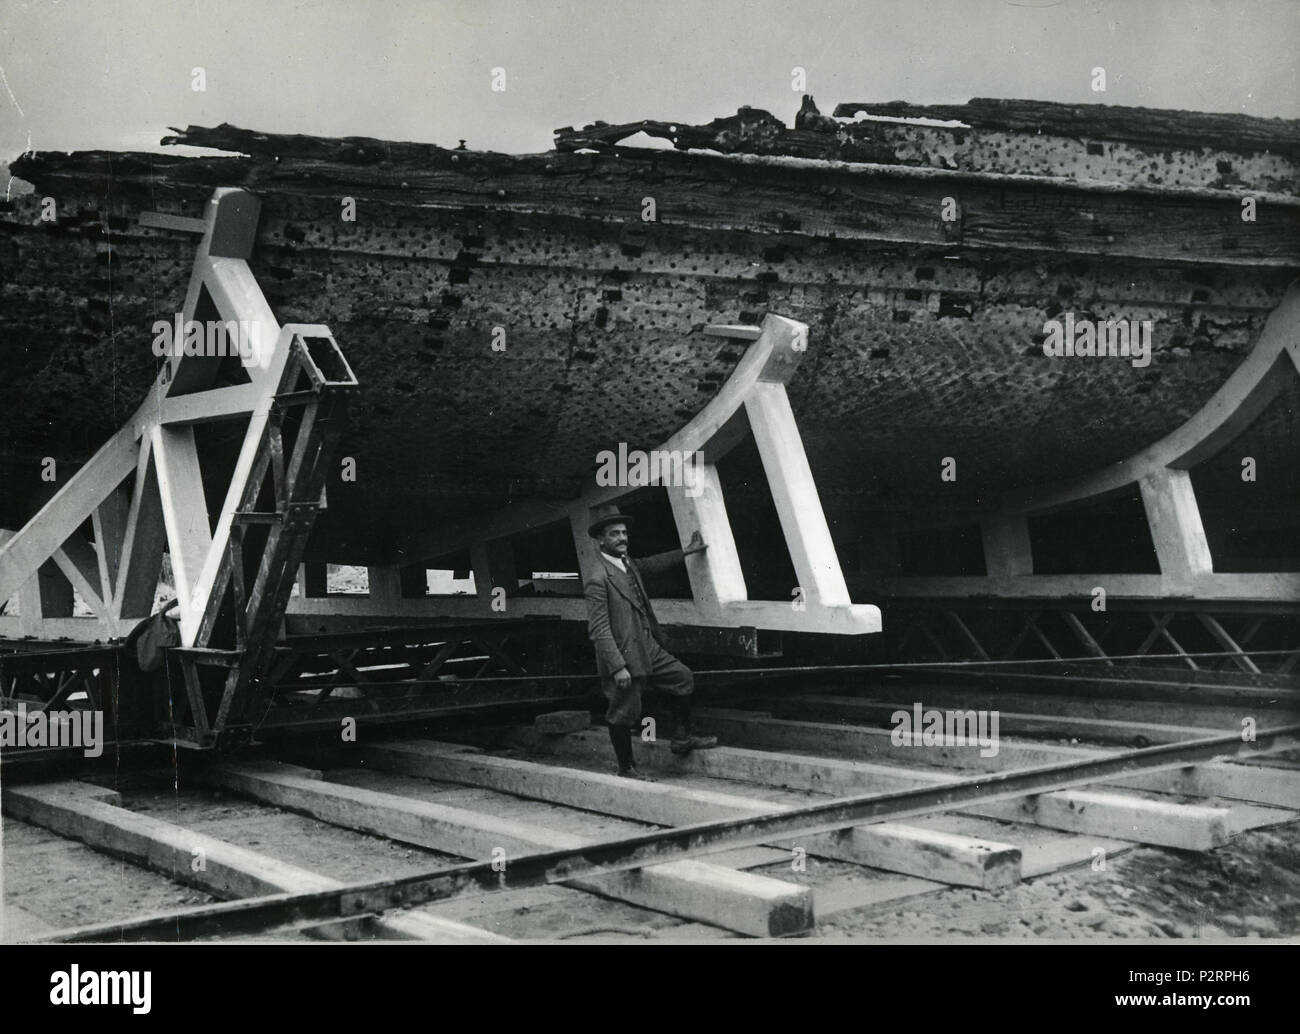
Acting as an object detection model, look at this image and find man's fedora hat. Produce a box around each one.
[588,503,636,539]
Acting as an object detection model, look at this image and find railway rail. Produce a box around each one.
[3,662,1296,942]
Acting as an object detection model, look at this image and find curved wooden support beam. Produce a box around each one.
[886,284,1300,602]
[396,315,880,635]
[1003,284,1300,517]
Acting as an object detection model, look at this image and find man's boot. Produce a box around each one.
[670,696,717,755]
[608,723,641,776]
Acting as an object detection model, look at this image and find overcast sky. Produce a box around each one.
[1,0,1297,162]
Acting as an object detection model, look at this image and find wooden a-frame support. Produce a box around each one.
[0,189,357,743]
[883,284,1300,602]
[299,316,882,636]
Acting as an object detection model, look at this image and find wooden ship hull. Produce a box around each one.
[1,98,1297,749]
[4,98,1298,566]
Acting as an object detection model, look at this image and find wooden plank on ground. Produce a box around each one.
[300,916,376,941]
[796,823,1020,889]
[923,813,1139,879]
[201,761,812,937]
[771,694,1226,745]
[3,780,506,944]
[705,846,792,869]
[839,684,1281,734]
[501,729,1170,916]
[720,712,1297,809]
[1115,760,1300,809]
[4,781,331,899]
[372,910,509,943]
[363,741,1021,889]
[422,886,572,922]
[1211,801,1298,835]
[814,875,946,918]
[506,725,976,791]
[966,790,1233,851]
[692,707,1091,770]
[1017,836,1136,879]
[505,726,1265,852]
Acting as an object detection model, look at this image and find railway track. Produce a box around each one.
[3,675,1297,943]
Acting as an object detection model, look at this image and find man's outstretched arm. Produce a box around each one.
[637,530,707,575]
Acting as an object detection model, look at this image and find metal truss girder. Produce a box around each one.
[886,601,1299,679]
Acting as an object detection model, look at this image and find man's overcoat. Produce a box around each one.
[584,549,684,687]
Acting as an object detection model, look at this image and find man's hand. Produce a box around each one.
[684,530,707,555]
[613,667,632,689]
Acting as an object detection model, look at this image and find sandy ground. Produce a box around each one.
[1,817,218,940]
[780,819,1299,940]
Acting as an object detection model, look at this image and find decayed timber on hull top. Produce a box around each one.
[1,97,1298,576]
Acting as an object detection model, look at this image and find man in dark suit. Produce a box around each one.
[584,505,718,776]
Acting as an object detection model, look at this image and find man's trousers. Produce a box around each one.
[602,637,693,728]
